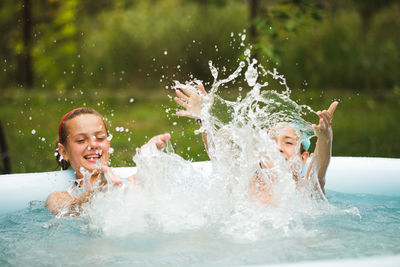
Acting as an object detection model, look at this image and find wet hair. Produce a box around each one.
[56,107,107,170]
[300,144,306,154]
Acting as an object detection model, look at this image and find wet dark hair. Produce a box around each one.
[56,107,107,170]
[300,144,306,154]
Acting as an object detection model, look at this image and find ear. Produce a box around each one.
[301,151,309,165]
[58,143,68,161]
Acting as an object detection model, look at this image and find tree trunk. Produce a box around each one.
[23,0,33,89]
[248,0,259,44]
[0,121,11,174]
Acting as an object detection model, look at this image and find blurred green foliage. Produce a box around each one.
[1,0,400,173]
[80,0,247,89]
[1,0,399,91]
[278,4,400,91]
[1,87,399,173]
[0,88,210,173]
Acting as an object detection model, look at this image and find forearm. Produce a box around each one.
[46,190,91,215]
[201,131,210,152]
[308,100,338,192]
[314,138,332,188]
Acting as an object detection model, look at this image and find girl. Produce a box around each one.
[45,107,170,214]
[173,84,338,204]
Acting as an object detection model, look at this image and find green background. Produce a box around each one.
[1,0,399,173]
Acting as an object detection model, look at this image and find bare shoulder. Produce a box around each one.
[45,191,73,214]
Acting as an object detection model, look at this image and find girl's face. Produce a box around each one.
[270,124,309,165]
[58,114,110,177]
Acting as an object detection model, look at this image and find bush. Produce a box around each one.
[80,0,248,89]
[265,4,400,92]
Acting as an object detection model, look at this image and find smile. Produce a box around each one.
[84,154,101,160]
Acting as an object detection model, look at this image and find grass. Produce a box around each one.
[1,86,399,174]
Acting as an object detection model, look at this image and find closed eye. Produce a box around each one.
[96,135,107,141]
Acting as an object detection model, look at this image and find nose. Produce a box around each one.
[276,141,284,154]
[88,136,101,150]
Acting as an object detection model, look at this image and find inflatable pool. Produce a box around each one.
[1,156,399,266]
[1,156,399,214]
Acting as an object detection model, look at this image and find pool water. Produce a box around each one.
[2,46,399,267]
[1,191,399,266]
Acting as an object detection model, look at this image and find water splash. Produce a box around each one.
[82,47,336,241]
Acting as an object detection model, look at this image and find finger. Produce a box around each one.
[174,97,189,108]
[312,123,321,133]
[320,118,328,130]
[317,110,330,126]
[196,83,208,96]
[320,111,331,125]
[328,101,339,116]
[160,133,171,142]
[149,133,170,150]
[175,89,189,101]
[156,143,165,150]
[322,110,331,121]
[176,110,194,118]
[150,133,170,142]
[179,86,194,97]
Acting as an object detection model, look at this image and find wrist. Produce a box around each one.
[316,136,332,147]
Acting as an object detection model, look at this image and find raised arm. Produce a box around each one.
[174,84,211,151]
[306,101,339,192]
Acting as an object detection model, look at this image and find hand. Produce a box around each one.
[174,83,208,119]
[312,101,338,142]
[101,165,123,185]
[137,133,171,153]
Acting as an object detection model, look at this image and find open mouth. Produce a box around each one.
[84,154,101,162]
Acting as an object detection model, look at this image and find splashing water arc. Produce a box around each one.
[83,48,343,241]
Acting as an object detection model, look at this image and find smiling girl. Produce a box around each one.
[45,107,170,215]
